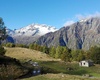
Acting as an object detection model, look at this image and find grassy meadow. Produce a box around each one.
[5,47,100,80]
[22,73,100,80]
[5,47,59,62]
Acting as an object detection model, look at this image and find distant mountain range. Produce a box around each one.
[7,17,100,50]
[7,24,57,44]
[35,17,100,50]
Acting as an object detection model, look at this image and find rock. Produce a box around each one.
[36,17,100,50]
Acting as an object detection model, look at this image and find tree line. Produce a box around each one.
[28,43,100,64]
[1,40,100,64]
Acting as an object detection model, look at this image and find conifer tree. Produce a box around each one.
[0,17,7,55]
[0,17,7,44]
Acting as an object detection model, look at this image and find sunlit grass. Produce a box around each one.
[5,47,60,62]
[22,73,100,80]
[5,47,100,80]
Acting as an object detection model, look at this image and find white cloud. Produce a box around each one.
[76,12,100,20]
[63,12,100,27]
[63,20,75,26]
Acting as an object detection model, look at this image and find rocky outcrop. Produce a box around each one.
[36,17,100,50]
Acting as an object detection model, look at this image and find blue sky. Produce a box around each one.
[0,0,100,30]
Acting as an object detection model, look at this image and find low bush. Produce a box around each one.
[0,46,6,56]
[0,56,28,80]
[5,43,15,47]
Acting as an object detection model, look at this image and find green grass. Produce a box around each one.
[39,61,67,73]
[21,61,100,80]
[38,61,100,77]
[22,73,100,80]
[5,47,100,80]
[22,75,55,80]
[89,73,100,77]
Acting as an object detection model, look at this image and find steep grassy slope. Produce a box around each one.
[5,47,59,62]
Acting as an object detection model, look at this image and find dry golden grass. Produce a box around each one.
[22,73,100,80]
[5,47,60,62]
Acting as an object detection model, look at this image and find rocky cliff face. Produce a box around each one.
[36,17,100,50]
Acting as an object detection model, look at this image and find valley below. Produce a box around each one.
[4,47,100,80]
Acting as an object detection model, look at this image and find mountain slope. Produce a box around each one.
[36,17,100,50]
[5,47,59,61]
[7,23,57,44]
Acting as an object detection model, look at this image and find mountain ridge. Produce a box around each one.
[7,23,58,44]
[7,17,100,50]
[35,17,100,50]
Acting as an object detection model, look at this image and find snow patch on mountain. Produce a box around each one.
[79,19,87,22]
[7,23,58,37]
[6,28,15,36]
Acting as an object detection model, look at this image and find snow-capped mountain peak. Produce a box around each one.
[7,23,58,37]
[6,23,58,44]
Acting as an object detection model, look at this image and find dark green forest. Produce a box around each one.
[28,43,100,64]
[3,42,100,64]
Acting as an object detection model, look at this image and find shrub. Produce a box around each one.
[0,46,6,56]
[6,43,15,47]
[15,44,28,48]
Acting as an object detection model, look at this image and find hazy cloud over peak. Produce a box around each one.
[63,20,75,26]
[63,12,100,27]
[76,12,100,20]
